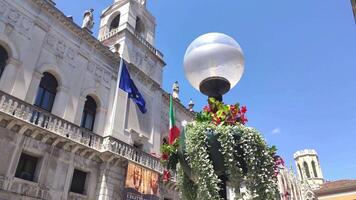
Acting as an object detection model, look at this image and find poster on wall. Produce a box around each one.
[123,162,160,200]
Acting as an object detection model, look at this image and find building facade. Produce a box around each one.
[277,164,316,200]
[0,0,193,199]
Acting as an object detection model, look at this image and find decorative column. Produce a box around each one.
[93,107,107,135]
[51,86,69,118]
[74,96,87,125]
[0,57,21,96]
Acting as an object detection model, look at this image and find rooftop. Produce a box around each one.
[314,179,356,196]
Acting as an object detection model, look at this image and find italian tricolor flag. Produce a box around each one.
[168,95,180,144]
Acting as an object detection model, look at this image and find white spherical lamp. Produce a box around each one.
[183,33,244,101]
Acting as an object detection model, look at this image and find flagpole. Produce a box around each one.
[107,57,124,136]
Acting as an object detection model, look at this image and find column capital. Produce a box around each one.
[58,85,70,93]
[7,57,22,67]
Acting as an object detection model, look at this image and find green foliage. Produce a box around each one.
[160,140,179,170]
[178,122,278,200]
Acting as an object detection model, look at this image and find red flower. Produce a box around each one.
[240,105,247,114]
[230,105,238,116]
[163,170,171,182]
[212,114,221,125]
[161,153,169,161]
[240,114,248,124]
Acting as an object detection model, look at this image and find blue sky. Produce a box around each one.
[55,0,356,181]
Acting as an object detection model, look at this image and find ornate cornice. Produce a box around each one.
[30,0,120,66]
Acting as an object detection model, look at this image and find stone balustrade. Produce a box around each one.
[0,91,165,174]
[103,137,163,173]
[0,91,103,150]
[99,24,164,61]
[133,31,164,60]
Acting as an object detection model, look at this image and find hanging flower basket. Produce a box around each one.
[161,98,279,200]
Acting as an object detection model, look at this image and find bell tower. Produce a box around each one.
[98,0,164,85]
[294,149,324,189]
[98,0,165,154]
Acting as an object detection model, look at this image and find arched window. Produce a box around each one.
[0,45,9,78]
[135,17,145,35]
[312,161,318,177]
[81,96,97,131]
[298,164,303,180]
[303,161,311,178]
[34,72,58,112]
[110,14,120,31]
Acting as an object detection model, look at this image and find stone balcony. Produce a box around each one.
[0,90,163,174]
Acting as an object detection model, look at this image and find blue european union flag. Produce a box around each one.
[119,60,147,113]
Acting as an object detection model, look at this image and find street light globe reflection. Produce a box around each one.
[183,32,244,100]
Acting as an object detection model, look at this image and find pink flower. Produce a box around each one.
[203,105,211,112]
[163,170,171,182]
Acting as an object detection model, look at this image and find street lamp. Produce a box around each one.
[183,32,244,101]
[182,32,245,199]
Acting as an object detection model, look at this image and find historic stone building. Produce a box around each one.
[0,0,193,199]
[277,162,316,200]
[294,149,324,190]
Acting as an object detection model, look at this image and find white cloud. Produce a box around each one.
[271,127,281,135]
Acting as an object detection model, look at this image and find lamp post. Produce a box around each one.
[183,32,245,199]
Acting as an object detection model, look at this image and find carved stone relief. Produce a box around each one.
[43,32,113,88]
[0,0,34,39]
[44,33,76,63]
[87,60,111,88]
[131,48,158,79]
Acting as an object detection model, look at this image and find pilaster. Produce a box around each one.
[96,161,126,200]
[0,58,21,97]
[52,86,70,118]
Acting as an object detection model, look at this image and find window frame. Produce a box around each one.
[15,152,40,182]
[0,45,9,78]
[80,96,97,131]
[303,161,311,179]
[311,161,318,178]
[70,169,88,195]
[34,72,58,112]
[109,14,121,31]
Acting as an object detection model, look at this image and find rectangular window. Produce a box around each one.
[15,153,39,182]
[70,169,87,194]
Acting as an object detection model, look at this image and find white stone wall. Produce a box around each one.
[0,126,111,200]
[0,0,192,199]
[0,0,118,139]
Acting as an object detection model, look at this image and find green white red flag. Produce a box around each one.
[168,95,180,144]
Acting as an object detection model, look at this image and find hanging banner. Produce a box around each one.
[124,162,160,200]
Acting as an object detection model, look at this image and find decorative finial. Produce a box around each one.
[172,81,179,101]
[188,99,194,112]
[82,8,94,31]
